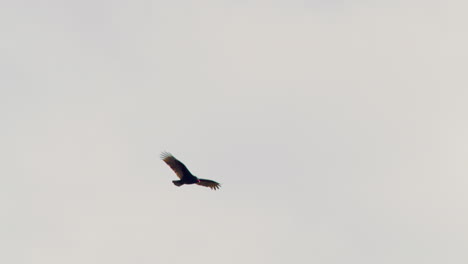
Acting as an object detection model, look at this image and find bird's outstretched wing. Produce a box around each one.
[197,179,221,190]
[160,152,191,179]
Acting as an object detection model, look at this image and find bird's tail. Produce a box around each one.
[172,180,183,187]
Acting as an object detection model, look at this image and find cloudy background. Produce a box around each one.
[1,1,467,263]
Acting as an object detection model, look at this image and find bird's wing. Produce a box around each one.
[160,152,191,180]
[197,179,221,190]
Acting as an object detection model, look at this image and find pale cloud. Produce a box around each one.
[1,1,467,263]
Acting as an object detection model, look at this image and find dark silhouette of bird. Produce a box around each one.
[160,152,221,190]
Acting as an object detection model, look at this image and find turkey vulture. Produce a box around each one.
[160,152,221,190]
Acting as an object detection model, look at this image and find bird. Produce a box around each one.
[160,152,221,190]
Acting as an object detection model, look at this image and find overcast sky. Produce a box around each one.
[1,1,468,263]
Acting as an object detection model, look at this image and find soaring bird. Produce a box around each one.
[160,152,221,190]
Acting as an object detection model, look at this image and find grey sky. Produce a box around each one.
[1,1,467,263]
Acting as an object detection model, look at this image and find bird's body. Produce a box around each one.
[160,152,221,190]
